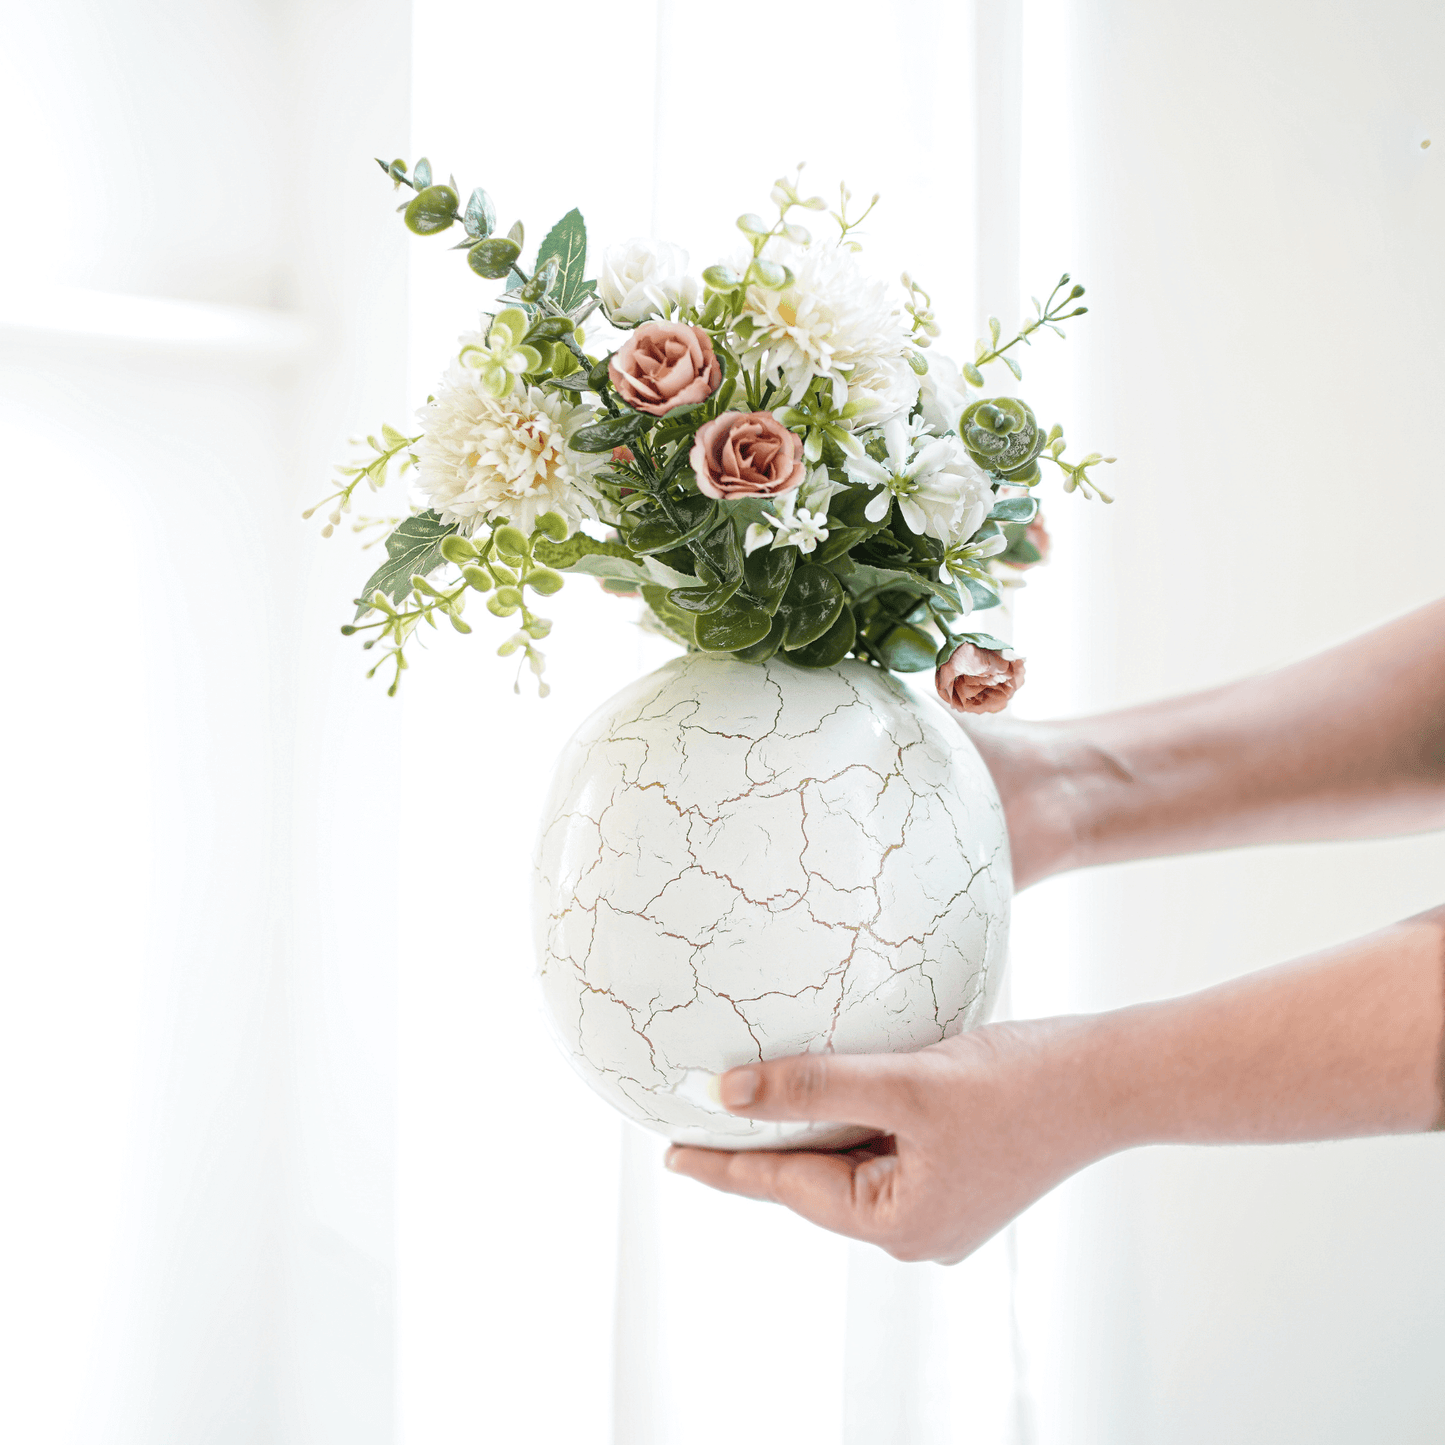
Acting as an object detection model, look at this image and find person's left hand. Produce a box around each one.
[663,1019,1115,1264]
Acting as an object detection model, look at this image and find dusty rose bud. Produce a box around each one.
[611,445,636,464]
[608,321,721,416]
[689,411,806,500]
[935,642,1026,714]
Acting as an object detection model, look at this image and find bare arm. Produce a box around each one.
[973,598,1445,888]
[666,907,1445,1263]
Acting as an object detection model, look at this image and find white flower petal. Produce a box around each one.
[743,522,775,556]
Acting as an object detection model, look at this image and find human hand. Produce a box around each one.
[664,1019,1117,1264]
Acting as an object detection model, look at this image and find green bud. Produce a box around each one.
[524,617,552,639]
[1069,284,1085,299]
[449,614,472,634]
[410,573,442,597]
[527,567,565,596]
[439,534,478,563]
[535,511,569,542]
[404,185,458,235]
[494,525,530,559]
[736,212,767,235]
[702,263,744,291]
[748,258,788,290]
[488,587,523,616]
[905,349,929,376]
[340,624,359,635]
[489,563,518,586]
[462,564,492,591]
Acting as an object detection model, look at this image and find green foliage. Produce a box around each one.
[354,511,457,615]
[534,209,596,312]
[463,187,496,238]
[778,565,845,650]
[405,185,458,235]
[571,411,653,453]
[468,237,521,279]
[783,606,856,669]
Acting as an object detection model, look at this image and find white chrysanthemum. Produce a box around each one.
[597,238,701,324]
[842,417,994,545]
[735,242,917,417]
[414,366,603,537]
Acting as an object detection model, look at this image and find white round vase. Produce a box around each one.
[532,653,1012,1150]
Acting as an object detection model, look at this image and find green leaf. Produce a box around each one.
[876,623,937,672]
[733,616,786,662]
[627,495,717,554]
[841,560,963,614]
[778,564,845,650]
[742,544,796,614]
[569,411,653,453]
[464,187,496,238]
[987,495,1039,523]
[640,584,696,648]
[694,594,774,652]
[535,207,592,311]
[354,511,458,617]
[412,158,432,189]
[468,237,521,279]
[961,576,1002,610]
[782,605,856,668]
[956,631,1009,651]
[404,185,457,235]
[1003,354,1022,381]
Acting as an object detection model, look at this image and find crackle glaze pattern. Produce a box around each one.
[532,654,1011,1149]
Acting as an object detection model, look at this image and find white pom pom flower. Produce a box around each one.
[414,367,603,537]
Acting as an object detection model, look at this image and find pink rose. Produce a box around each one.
[935,642,1026,714]
[689,411,806,500]
[608,321,721,416]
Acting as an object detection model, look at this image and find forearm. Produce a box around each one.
[1053,600,1445,871]
[1077,906,1445,1153]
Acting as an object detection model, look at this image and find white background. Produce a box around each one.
[1,1,1443,1442]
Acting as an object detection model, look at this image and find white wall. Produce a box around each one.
[1011,2,1445,1439]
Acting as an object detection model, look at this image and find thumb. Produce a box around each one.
[717,1051,919,1135]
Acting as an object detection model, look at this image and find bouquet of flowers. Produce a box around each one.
[307,159,1113,708]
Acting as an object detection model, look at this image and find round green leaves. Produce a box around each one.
[404,185,459,235]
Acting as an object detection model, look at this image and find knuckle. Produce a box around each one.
[778,1053,830,1110]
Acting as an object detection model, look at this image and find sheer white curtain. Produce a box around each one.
[398,3,1040,1443]
[0,3,409,1441]
[1014,3,1445,1441]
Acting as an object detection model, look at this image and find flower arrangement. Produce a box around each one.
[307,159,1114,709]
